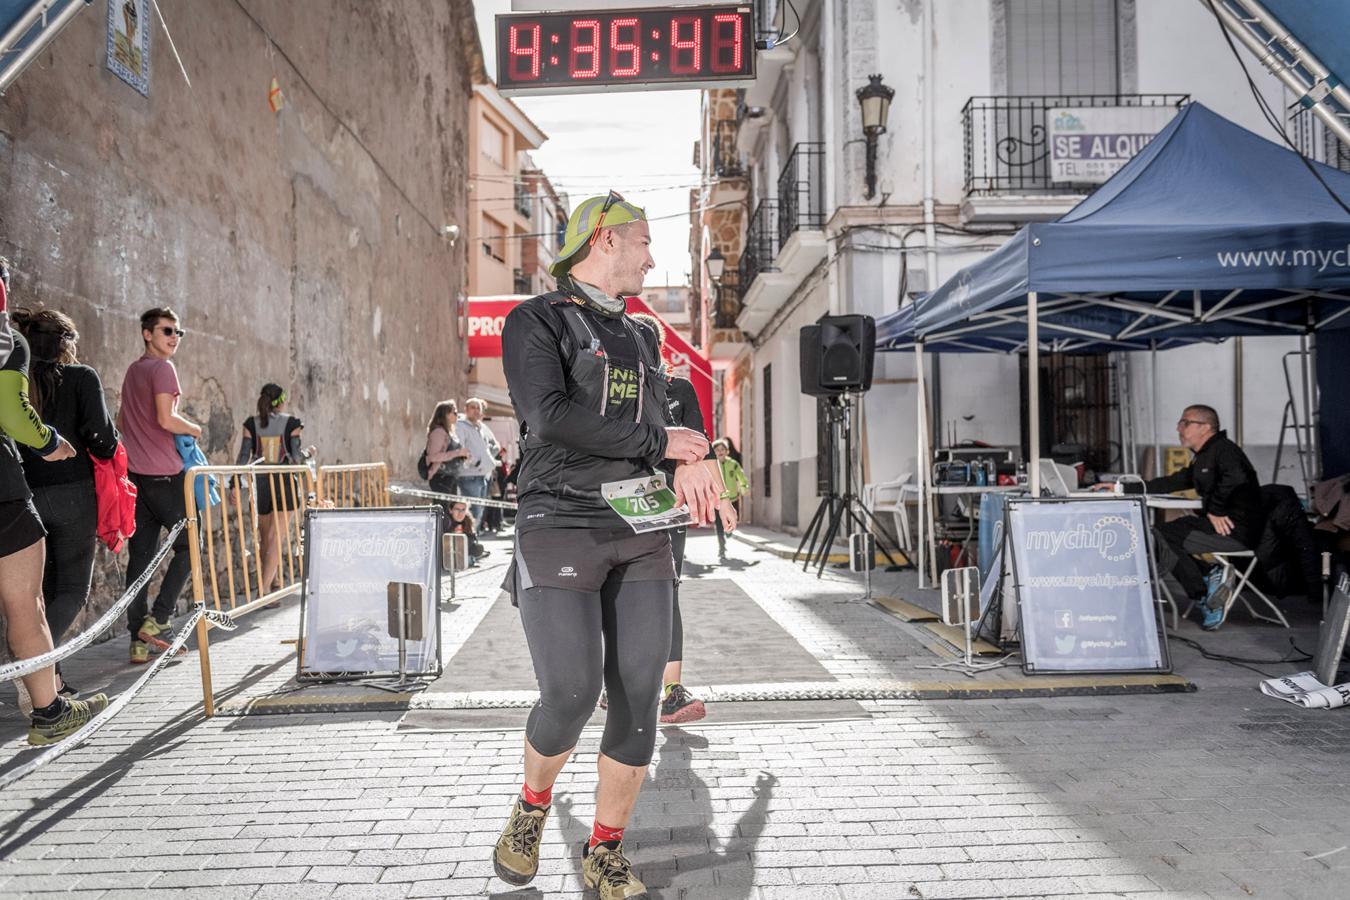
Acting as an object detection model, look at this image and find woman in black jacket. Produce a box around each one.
[15,308,119,692]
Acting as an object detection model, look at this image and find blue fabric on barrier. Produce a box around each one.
[977,492,1008,583]
[876,104,1350,355]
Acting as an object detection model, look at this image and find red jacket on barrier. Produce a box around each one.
[91,443,137,552]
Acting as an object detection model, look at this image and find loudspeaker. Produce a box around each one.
[799,314,875,396]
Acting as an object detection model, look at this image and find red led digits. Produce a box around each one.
[570,19,601,78]
[610,17,640,77]
[508,22,541,80]
[669,15,702,74]
[710,13,742,73]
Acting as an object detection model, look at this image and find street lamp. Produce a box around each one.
[706,246,726,282]
[856,74,894,199]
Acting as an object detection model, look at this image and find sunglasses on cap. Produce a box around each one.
[159,326,186,338]
[587,190,626,247]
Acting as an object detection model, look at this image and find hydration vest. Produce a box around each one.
[519,292,671,452]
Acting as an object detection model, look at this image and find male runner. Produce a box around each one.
[493,192,723,898]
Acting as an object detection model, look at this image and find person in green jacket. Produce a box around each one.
[713,438,748,558]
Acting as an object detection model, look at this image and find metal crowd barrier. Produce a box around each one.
[184,463,317,717]
[316,462,390,508]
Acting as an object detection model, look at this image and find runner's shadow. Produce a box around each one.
[552,729,776,898]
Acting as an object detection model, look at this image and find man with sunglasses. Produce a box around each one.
[118,307,201,664]
[1097,404,1262,630]
[492,192,723,898]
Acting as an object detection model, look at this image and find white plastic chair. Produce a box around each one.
[864,473,917,553]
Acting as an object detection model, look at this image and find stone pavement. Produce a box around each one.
[1,527,1349,898]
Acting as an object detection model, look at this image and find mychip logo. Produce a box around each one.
[1022,515,1138,562]
[320,526,426,564]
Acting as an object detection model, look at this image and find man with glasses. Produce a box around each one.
[1099,404,1262,630]
[492,192,724,898]
[118,307,201,664]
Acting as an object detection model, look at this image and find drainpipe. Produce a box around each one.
[921,0,941,454]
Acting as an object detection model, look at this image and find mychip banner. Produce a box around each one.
[298,507,442,680]
[1007,498,1168,674]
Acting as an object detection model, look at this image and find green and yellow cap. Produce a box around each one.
[550,192,647,278]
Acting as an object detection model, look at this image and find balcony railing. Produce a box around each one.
[1291,106,1350,174]
[739,199,779,294]
[512,268,531,295]
[712,270,742,329]
[711,119,743,178]
[514,185,532,219]
[962,94,1189,196]
[777,142,825,246]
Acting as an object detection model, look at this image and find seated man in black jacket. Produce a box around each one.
[1134,405,1263,630]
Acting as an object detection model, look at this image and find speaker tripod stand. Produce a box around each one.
[793,393,909,578]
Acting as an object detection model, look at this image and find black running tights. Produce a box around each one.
[518,575,673,767]
[668,527,686,663]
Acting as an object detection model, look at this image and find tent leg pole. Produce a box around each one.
[915,343,928,589]
[1301,333,1318,488]
[1028,292,1041,496]
[1151,340,1160,479]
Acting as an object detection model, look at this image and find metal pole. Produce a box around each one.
[1151,340,1161,478]
[1028,291,1041,497]
[1301,332,1318,485]
[1204,0,1350,149]
[915,342,929,589]
[397,585,408,687]
[1234,337,1244,446]
[1229,0,1350,135]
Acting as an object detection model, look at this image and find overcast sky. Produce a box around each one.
[473,1,701,286]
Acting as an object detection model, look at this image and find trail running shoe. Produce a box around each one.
[28,693,110,746]
[659,683,706,725]
[129,640,150,665]
[137,617,185,656]
[492,798,549,886]
[582,840,648,900]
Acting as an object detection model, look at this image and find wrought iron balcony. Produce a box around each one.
[739,199,779,293]
[777,142,825,245]
[712,270,742,329]
[962,94,1189,196]
[711,119,744,178]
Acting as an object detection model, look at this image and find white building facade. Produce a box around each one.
[695,0,1331,534]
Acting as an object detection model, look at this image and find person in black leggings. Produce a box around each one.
[14,307,119,696]
[491,194,723,899]
[630,312,738,725]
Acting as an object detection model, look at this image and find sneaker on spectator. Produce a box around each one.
[129,640,150,665]
[1201,601,1226,631]
[137,617,185,656]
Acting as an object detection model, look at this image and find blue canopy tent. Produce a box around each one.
[875,102,1350,583]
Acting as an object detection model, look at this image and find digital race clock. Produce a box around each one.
[495,5,756,96]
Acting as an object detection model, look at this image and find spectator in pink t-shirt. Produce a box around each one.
[117,307,201,666]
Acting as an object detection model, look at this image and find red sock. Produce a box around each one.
[589,820,624,849]
[521,782,552,808]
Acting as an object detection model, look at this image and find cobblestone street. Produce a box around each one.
[1,529,1347,899]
